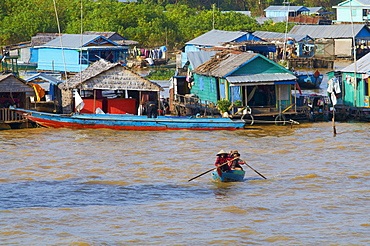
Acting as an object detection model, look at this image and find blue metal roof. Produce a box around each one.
[185,29,258,46]
[40,34,119,48]
[26,73,61,85]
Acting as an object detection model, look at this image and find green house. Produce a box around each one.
[328,52,370,107]
[191,51,298,116]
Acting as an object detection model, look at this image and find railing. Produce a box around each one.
[0,108,25,123]
[173,94,218,116]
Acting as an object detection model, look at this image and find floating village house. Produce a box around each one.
[333,0,370,24]
[252,31,315,59]
[34,34,130,73]
[181,30,266,67]
[188,50,298,119]
[328,52,370,109]
[58,59,163,114]
[264,5,311,17]
[82,31,138,46]
[25,73,62,113]
[288,24,370,59]
[0,74,35,128]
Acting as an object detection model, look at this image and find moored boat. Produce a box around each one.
[211,169,245,182]
[295,70,323,89]
[10,107,246,131]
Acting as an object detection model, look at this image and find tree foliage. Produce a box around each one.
[0,0,338,48]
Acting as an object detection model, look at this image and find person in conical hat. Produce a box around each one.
[214,149,231,174]
[216,149,228,156]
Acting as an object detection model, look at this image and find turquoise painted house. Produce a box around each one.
[328,52,370,107]
[333,0,370,23]
[182,30,263,67]
[190,51,298,117]
[34,34,129,73]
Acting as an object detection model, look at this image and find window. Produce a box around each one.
[79,51,88,64]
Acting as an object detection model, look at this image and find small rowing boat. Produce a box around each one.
[211,169,245,182]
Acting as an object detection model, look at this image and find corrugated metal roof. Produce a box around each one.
[253,31,311,42]
[306,7,323,12]
[193,52,257,77]
[289,24,368,39]
[355,0,370,5]
[41,34,118,48]
[264,6,310,12]
[26,73,61,85]
[185,29,248,46]
[187,50,218,69]
[192,51,294,81]
[335,0,370,6]
[254,17,286,24]
[228,73,297,85]
[340,52,370,73]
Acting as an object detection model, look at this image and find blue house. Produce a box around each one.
[182,29,262,67]
[34,34,129,73]
[333,0,370,23]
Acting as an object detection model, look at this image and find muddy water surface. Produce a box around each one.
[0,123,369,245]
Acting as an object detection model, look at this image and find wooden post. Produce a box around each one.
[332,108,336,137]
[93,90,96,114]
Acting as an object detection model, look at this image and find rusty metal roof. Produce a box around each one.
[192,51,256,77]
[289,24,370,39]
[192,51,295,84]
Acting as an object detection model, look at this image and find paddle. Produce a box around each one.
[188,157,237,182]
[243,162,267,179]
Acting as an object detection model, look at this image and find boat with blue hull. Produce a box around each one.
[10,107,246,131]
[211,170,246,182]
[295,70,323,89]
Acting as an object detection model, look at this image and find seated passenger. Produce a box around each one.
[229,150,245,171]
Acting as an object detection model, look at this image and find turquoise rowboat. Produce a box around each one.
[211,169,245,182]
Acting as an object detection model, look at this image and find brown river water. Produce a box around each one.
[1,121,369,245]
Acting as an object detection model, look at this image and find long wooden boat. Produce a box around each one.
[10,107,246,131]
[211,169,246,182]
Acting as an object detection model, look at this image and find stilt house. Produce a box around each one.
[58,59,163,114]
[189,51,298,118]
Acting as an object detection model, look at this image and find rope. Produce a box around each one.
[52,0,68,81]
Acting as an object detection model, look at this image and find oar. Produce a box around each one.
[188,157,237,182]
[244,162,267,180]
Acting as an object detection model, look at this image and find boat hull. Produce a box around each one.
[211,170,245,182]
[297,74,323,89]
[11,108,245,131]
